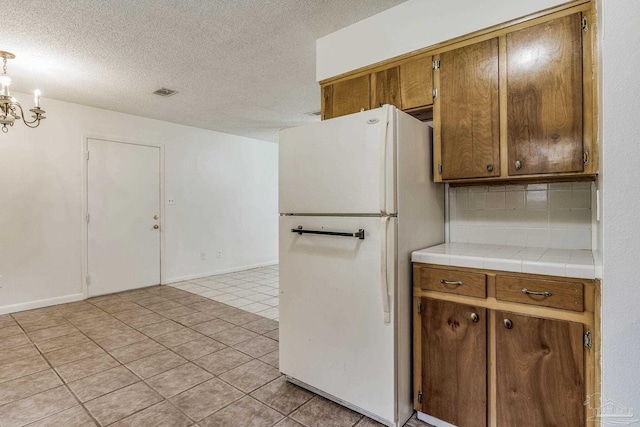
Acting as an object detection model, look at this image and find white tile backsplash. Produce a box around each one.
[485,192,506,210]
[505,191,525,210]
[449,183,593,250]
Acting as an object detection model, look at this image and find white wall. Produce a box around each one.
[0,94,278,314]
[316,0,569,81]
[600,0,640,419]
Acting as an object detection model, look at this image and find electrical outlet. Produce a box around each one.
[167,198,176,205]
[217,250,222,258]
[200,252,206,260]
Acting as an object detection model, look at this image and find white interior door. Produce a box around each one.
[87,139,160,297]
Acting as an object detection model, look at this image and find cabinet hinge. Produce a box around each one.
[432,88,438,98]
[582,16,588,32]
[438,164,443,175]
[86,213,90,223]
[583,151,589,165]
[86,151,90,160]
[584,330,592,349]
[86,275,91,286]
[417,301,422,315]
[432,59,440,70]
[418,391,423,403]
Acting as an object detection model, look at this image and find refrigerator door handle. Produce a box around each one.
[380,216,391,323]
[291,226,365,239]
[379,107,389,216]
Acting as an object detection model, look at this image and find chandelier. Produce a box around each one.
[0,51,46,133]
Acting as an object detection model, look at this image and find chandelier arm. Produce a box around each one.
[14,103,42,128]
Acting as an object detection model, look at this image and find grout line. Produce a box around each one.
[1,267,282,426]
[10,311,104,427]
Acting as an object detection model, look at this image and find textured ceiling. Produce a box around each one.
[3,0,406,142]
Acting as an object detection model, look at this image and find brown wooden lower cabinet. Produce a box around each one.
[414,263,597,427]
[495,312,585,427]
[421,298,487,427]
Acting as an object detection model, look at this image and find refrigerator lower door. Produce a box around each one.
[279,215,398,426]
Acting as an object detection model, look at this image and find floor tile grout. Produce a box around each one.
[0,265,429,427]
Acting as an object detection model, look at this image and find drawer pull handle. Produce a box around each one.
[521,288,552,297]
[504,318,513,329]
[440,279,463,286]
[470,313,479,323]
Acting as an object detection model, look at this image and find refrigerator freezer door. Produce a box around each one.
[279,215,398,425]
[279,106,396,215]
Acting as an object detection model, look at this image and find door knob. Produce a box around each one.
[153,225,159,229]
[503,318,513,329]
[470,313,479,323]
[486,164,493,172]
[515,160,522,170]
[153,215,158,220]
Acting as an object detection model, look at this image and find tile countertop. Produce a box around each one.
[411,243,596,279]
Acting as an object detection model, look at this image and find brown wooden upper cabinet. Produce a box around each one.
[320,4,597,183]
[507,14,584,176]
[373,66,401,109]
[436,38,500,180]
[322,74,370,120]
[372,56,434,110]
[399,56,434,110]
[322,55,434,120]
[429,10,595,183]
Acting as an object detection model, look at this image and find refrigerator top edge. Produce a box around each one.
[278,105,430,216]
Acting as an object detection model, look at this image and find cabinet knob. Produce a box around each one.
[486,164,493,172]
[470,313,479,323]
[503,318,513,329]
[515,160,522,170]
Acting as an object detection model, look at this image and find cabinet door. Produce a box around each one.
[400,56,433,110]
[421,298,487,427]
[507,14,584,175]
[373,67,401,109]
[322,75,370,120]
[438,38,500,180]
[496,312,584,427]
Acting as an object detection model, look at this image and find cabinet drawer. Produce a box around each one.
[419,267,487,298]
[495,276,584,312]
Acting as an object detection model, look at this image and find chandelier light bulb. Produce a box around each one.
[34,89,41,108]
[0,74,10,87]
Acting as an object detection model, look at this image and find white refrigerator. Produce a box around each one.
[279,105,444,427]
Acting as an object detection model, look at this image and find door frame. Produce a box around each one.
[81,133,166,299]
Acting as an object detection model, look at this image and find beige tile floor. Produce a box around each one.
[0,272,432,426]
[169,265,280,320]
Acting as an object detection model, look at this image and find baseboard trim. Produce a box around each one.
[0,293,85,315]
[0,260,280,314]
[162,260,279,284]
